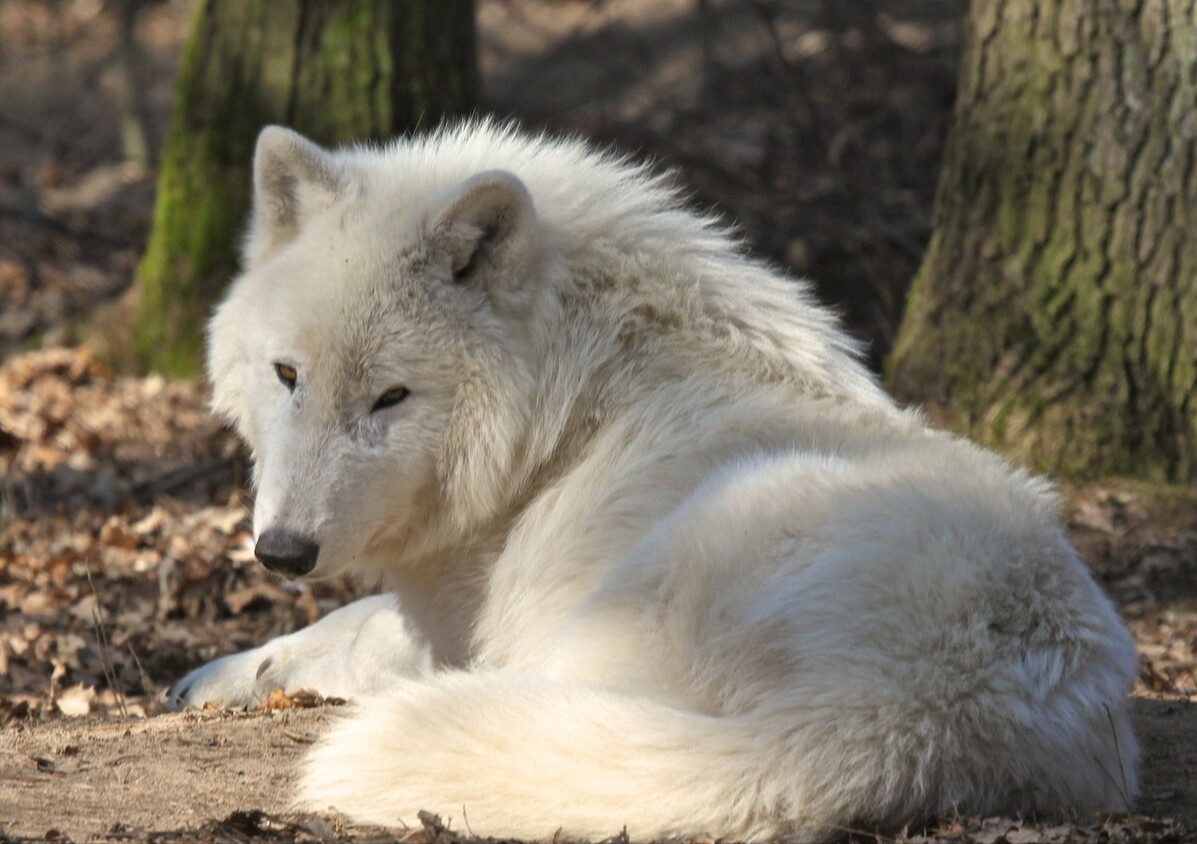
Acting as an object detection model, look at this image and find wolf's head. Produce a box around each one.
[207,127,544,579]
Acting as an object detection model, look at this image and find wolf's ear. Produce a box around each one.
[245,126,346,266]
[429,170,536,295]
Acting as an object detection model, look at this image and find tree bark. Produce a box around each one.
[134,0,476,375]
[889,0,1197,481]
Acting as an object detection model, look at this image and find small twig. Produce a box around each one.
[130,455,237,503]
[126,642,153,698]
[90,608,127,718]
[1103,702,1133,809]
[825,822,896,843]
[85,559,129,719]
[597,826,629,844]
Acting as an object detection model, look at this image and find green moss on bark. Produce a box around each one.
[134,0,476,376]
[890,0,1197,482]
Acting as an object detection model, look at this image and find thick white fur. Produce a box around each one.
[182,121,1139,841]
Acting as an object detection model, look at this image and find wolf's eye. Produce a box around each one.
[274,363,298,391]
[372,386,410,412]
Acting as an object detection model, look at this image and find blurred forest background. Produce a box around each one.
[1,0,1196,841]
[0,0,955,367]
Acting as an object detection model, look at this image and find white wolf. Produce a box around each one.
[168,122,1139,841]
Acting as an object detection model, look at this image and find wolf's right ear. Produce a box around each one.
[245,126,346,267]
[427,170,537,301]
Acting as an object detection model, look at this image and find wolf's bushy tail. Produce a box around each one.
[299,671,853,841]
[300,668,1137,841]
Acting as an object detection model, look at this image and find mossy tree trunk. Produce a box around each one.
[889,0,1197,481]
[134,0,476,375]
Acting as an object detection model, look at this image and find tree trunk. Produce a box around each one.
[134,0,476,375]
[889,0,1197,481]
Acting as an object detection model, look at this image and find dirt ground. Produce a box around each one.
[1,708,339,842]
[2,2,1197,843]
[0,699,1193,843]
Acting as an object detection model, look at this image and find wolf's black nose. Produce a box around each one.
[255,529,320,577]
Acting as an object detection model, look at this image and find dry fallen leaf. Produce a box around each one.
[257,688,344,711]
[257,688,297,711]
[54,683,95,717]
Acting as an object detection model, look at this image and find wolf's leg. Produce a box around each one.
[165,594,432,710]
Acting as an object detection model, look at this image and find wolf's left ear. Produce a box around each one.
[245,126,347,267]
[429,170,536,296]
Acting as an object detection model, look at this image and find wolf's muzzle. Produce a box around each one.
[255,529,320,577]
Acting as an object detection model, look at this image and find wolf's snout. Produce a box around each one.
[255,529,320,577]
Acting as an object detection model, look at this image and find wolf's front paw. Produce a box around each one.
[165,647,278,710]
[165,595,431,710]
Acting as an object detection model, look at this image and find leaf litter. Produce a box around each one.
[0,346,360,725]
[2,351,1195,844]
